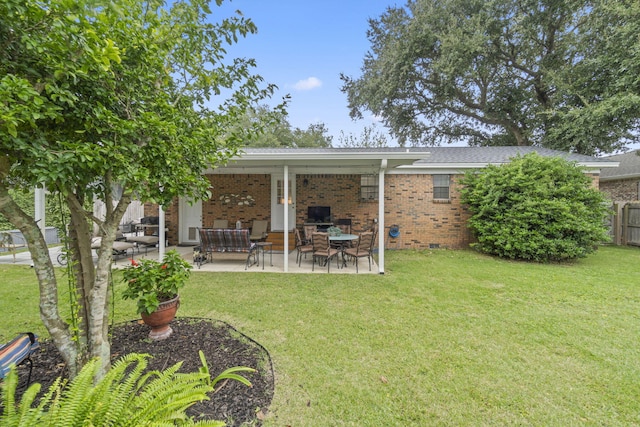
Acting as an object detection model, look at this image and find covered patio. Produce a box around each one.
[0,243,378,274]
[157,147,432,274]
[172,245,379,274]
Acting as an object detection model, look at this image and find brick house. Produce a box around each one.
[599,149,640,202]
[152,146,617,273]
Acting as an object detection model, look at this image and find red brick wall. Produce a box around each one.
[151,173,474,249]
[384,174,473,249]
[203,174,271,229]
[296,173,472,249]
[295,174,377,231]
[600,178,639,202]
[146,169,607,249]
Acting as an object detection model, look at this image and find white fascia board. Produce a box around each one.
[387,168,468,175]
[232,151,430,162]
[580,161,619,169]
[206,165,385,174]
[203,151,430,174]
[600,173,640,182]
[395,162,493,170]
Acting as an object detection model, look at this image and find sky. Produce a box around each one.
[214,0,402,146]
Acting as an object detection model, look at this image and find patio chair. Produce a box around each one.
[335,218,352,234]
[344,231,374,273]
[294,228,314,266]
[332,219,353,249]
[126,230,159,254]
[303,224,317,245]
[90,231,135,263]
[212,219,228,228]
[249,220,269,242]
[311,232,340,273]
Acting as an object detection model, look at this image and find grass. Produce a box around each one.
[2,246,640,425]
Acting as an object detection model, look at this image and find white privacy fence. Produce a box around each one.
[93,200,145,231]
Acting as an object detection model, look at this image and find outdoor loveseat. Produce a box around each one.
[196,228,258,270]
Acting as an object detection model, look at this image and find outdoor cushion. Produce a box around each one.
[0,333,40,379]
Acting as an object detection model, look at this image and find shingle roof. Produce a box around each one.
[412,146,612,165]
[600,150,640,181]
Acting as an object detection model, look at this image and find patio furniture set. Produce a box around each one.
[195,220,269,270]
[193,218,374,273]
[296,222,376,273]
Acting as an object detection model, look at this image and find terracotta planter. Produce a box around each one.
[140,295,180,340]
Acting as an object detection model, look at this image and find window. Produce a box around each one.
[433,175,450,200]
[361,174,378,201]
[277,180,292,205]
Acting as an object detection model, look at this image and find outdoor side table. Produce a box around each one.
[256,242,273,270]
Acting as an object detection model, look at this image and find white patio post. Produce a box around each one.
[283,164,289,272]
[158,206,165,260]
[378,159,387,274]
[34,186,46,235]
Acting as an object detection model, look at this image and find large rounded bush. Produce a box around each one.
[459,153,610,262]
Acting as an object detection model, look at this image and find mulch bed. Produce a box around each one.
[10,318,274,426]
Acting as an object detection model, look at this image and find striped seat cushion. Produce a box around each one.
[0,333,40,378]
[210,229,227,252]
[223,229,255,253]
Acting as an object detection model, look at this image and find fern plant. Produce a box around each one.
[0,352,256,426]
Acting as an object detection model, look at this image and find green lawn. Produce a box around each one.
[2,246,640,426]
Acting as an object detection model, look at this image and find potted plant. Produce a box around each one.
[122,250,192,340]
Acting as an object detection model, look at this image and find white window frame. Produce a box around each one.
[361,174,378,201]
[433,175,451,201]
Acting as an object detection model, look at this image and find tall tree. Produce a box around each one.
[341,0,640,155]
[338,124,389,148]
[545,0,640,154]
[0,0,277,378]
[291,122,333,148]
[239,105,333,147]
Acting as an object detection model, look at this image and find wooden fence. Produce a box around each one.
[609,202,640,246]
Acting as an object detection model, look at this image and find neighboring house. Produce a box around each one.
[149,146,616,273]
[599,149,640,202]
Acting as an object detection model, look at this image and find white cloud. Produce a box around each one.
[293,77,322,91]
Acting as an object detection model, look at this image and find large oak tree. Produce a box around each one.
[0,0,278,377]
[341,0,640,155]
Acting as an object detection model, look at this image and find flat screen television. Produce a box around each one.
[307,206,331,223]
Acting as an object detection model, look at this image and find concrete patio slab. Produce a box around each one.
[0,244,379,274]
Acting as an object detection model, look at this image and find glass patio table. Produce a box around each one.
[328,234,358,268]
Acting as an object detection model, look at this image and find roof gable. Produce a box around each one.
[600,150,640,181]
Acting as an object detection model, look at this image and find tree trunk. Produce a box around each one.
[64,191,131,379]
[0,185,79,376]
[0,175,132,379]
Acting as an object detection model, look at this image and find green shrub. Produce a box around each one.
[459,153,610,262]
